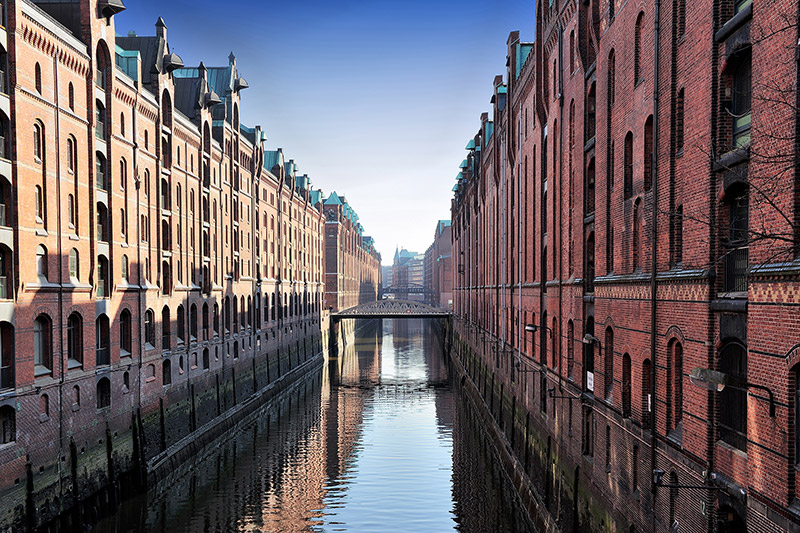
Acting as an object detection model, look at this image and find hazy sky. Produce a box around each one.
[117,0,534,264]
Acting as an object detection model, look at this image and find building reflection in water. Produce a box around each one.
[95,319,533,533]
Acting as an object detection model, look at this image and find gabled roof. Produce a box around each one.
[515,43,534,79]
[116,34,163,85]
[324,191,343,205]
[264,150,284,173]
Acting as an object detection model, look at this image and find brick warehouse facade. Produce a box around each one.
[451,0,800,532]
[0,0,379,529]
[322,191,381,313]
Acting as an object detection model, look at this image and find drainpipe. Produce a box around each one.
[649,0,662,509]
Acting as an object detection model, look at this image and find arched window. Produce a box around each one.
[719,342,747,450]
[642,359,652,428]
[34,314,52,372]
[36,245,48,280]
[33,122,43,161]
[162,89,172,129]
[121,255,129,282]
[67,136,76,174]
[96,314,110,366]
[68,82,75,110]
[97,255,109,298]
[586,82,596,141]
[0,405,15,443]
[35,62,42,94]
[203,348,210,370]
[120,309,132,356]
[668,340,683,433]
[67,194,76,228]
[203,303,209,341]
[643,115,653,191]
[39,396,48,420]
[585,158,595,215]
[120,112,125,137]
[585,233,595,292]
[232,296,238,333]
[177,305,185,344]
[569,30,575,73]
[0,322,13,390]
[604,326,614,401]
[213,303,219,336]
[69,248,79,280]
[96,203,109,242]
[96,152,107,190]
[162,306,171,350]
[633,199,643,271]
[584,316,595,392]
[675,88,685,154]
[634,13,644,83]
[161,260,171,295]
[731,51,752,149]
[96,378,110,409]
[607,50,615,110]
[144,308,155,348]
[190,304,198,341]
[622,353,632,417]
[567,320,575,380]
[163,359,172,385]
[67,312,82,366]
[95,100,106,140]
[793,363,800,469]
[624,132,633,199]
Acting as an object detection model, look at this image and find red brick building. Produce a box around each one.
[0,1,334,528]
[451,0,800,531]
[424,220,453,308]
[323,191,381,312]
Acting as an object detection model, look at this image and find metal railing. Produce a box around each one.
[95,69,106,90]
[723,246,748,293]
[0,365,12,390]
[96,172,107,190]
[96,223,107,242]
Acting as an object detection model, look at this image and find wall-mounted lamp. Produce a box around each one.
[525,324,553,337]
[689,367,775,417]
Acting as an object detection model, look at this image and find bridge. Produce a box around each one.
[332,299,451,320]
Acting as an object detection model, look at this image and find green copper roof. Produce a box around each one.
[452,184,459,192]
[459,159,468,169]
[465,139,476,150]
[497,85,507,94]
[515,43,533,79]
[456,172,464,180]
[324,192,343,205]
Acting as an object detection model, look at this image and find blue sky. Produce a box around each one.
[117,0,535,264]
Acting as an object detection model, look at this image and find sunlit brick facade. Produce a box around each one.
[323,192,381,312]
[0,1,338,528]
[451,0,800,531]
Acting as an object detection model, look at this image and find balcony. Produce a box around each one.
[95,120,106,141]
[0,275,9,299]
[0,364,11,390]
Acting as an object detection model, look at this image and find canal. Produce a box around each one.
[95,319,534,532]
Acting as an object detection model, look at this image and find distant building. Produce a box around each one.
[431,221,452,308]
[390,247,425,301]
[323,193,381,311]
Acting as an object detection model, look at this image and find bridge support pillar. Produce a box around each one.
[328,320,340,357]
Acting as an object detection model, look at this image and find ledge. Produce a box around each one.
[713,146,750,172]
[750,258,800,279]
[715,4,753,43]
